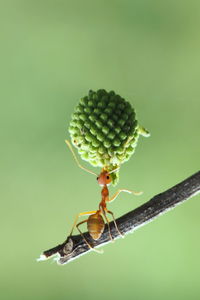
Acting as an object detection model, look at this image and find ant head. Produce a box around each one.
[96,170,111,186]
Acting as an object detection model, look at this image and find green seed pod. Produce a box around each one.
[69,89,150,185]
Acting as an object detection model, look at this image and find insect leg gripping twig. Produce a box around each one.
[69,211,103,254]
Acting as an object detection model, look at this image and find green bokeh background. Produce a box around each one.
[1,1,200,299]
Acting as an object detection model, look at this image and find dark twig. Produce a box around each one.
[38,171,200,265]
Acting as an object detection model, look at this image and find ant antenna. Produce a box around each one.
[109,166,120,174]
[65,140,98,177]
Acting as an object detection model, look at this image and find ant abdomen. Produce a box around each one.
[87,213,105,240]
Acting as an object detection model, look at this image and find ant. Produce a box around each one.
[65,140,142,253]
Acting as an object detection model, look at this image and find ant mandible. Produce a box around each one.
[65,140,142,253]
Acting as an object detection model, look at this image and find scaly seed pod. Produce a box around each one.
[69,89,150,185]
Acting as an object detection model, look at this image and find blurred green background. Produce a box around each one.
[1,0,200,299]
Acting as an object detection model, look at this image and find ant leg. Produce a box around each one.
[65,140,97,176]
[76,220,103,254]
[101,211,113,242]
[106,209,124,238]
[69,210,97,236]
[108,189,143,203]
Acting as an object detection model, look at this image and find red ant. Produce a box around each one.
[65,140,142,253]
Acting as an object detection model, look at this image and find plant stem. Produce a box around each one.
[39,171,200,265]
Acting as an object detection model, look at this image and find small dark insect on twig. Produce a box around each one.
[38,171,200,265]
